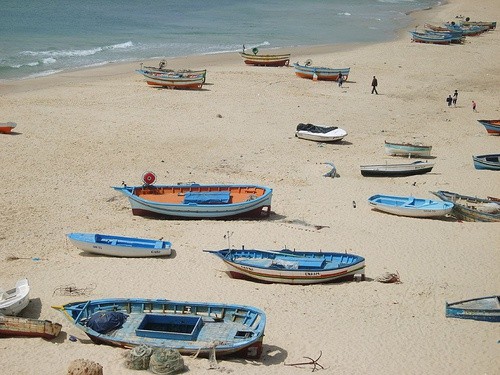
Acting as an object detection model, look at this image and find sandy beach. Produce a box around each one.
[1,0,499,373]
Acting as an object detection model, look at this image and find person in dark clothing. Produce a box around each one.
[338,72,344,87]
[446,95,453,106]
[452,90,458,107]
[371,76,378,94]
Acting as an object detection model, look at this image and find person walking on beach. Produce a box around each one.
[472,100,477,112]
[371,76,378,94]
[446,95,453,107]
[452,90,458,107]
[338,72,344,87]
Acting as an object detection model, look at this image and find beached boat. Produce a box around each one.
[295,123,347,142]
[293,62,350,81]
[384,141,432,157]
[368,194,453,218]
[422,30,465,43]
[113,183,273,219]
[409,31,453,44]
[360,161,434,177]
[0,279,30,316]
[459,19,496,30]
[53,298,266,358]
[446,23,489,36]
[137,68,206,82]
[446,296,500,322]
[0,122,17,134]
[67,233,172,257]
[239,49,290,67]
[431,190,500,222]
[204,248,365,284]
[477,119,500,135]
[0,315,62,339]
[138,73,205,90]
[472,154,500,170]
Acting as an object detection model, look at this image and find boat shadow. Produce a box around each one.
[78,249,178,259]
[1,131,22,135]
[19,297,42,319]
[225,344,288,366]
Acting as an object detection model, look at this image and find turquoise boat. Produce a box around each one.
[472,154,500,170]
[446,296,500,322]
[53,298,266,359]
[384,141,432,157]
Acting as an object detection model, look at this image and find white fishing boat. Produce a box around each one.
[295,123,347,142]
[67,233,172,257]
[0,279,30,316]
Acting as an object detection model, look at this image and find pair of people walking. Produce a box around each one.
[447,90,458,107]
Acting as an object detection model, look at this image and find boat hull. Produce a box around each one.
[0,122,17,133]
[410,31,453,44]
[295,128,347,142]
[293,63,350,81]
[205,249,365,285]
[113,184,273,219]
[477,120,500,135]
[446,296,500,322]
[67,233,172,257]
[145,77,204,89]
[472,154,500,170]
[0,279,30,316]
[431,190,500,222]
[368,195,453,218]
[54,298,266,359]
[0,316,62,339]
[360,161,434,177]
[384,141,432,157]
[239,52,290,67]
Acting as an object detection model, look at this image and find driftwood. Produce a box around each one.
[285,351,325,372]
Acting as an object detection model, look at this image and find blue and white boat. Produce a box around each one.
[113,183,273,219]
[53,298,266,358]
[384,141,432,158]
[477,119,500,135]
[368,194,454,218]
[67,233,172,257]
[409,31,453,44]
[472,154,500,170]
[446,296,500,322]
[204,248,365,284]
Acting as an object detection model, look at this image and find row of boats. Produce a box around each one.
[135,52,349,90]
[409,18,496,44]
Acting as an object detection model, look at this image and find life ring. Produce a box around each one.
[142,171,157,185]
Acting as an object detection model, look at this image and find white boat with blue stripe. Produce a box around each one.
[67,233,172,257]
[368,194,453,218]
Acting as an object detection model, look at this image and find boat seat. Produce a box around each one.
[154,241,163,249]
[110,240,118,246]
[183,191,231,204]
[279,257,325,269]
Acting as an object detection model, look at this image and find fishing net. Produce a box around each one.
[149,348,185,375]
[67,358,103,375]
[124,344,153,370]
